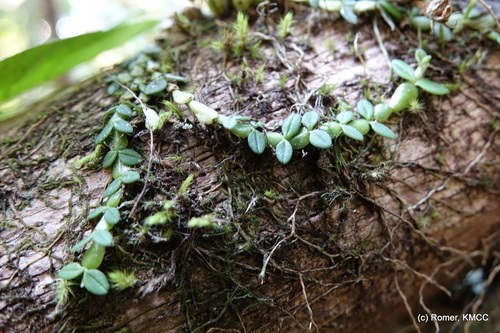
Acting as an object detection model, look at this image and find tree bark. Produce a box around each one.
[1,5,499,333]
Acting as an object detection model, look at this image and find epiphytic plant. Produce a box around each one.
[171,48,449,165]
[58,104,143,295]
[56,11,452,300]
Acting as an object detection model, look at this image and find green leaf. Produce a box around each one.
[391,59,415,82]
[321,121,342,137]
[143,77,167,95]
[248,130,266,154]
[374,103,392,121]
[103,207,120,225]
[103,105,118,117]
[95,123,114,144]
[230,123,254,138]
[266,132,284,147]
[389,82,419,112]
[415,49,428,64]
[348,119,370,135]
[112,159,130,179]
[433,23,453,42]
[356,100,374,120]
[119,170,140,184]
[93,229,114,246]
[106,190,122,208]
[341,125,364,141]
[415,79,450,95]
[370,122,396,139]
[276,140,293,164]
[380,1,403,20]
[301,111,319,130]
[103,179,122,198]
[164,73,190,83]
[289,127,310,149]
[115,104,133,118]
[282,113,302,139]
[0,20,158,104]
[112,118,133,134]
[220,115,238,130]
[410,16,431,31]
[309,130,332,149]
[336,111,354,125]
[87,206,107,220]
[70,234,93,253]
[82,269,110,295]
[113,132,128,150]
[59,263,84,280]
[118,149,142,166]
[340,4,358,24]
[102,150,118,168]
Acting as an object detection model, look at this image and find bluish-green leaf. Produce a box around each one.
[321,121,342,137]
[112,118,133,134]
[119,170,140,184]
[82,269,110,295]
[410,16,431,31]
[289,127,310,149]
[374,103,392,121]
[301,111,319,130]
[142,77,167,95]
[102,150,118,168]
[0,20,158,105]
[415,79,450,95]
[348,119,370,135]
[221,116,238,130]
[103,207,120,225]
[87,206,107,220]
[415,49,428,64]
[336,111,354,125]
[248,130,266,154]
[340,5,358,24]
[266,132,284,147]
[356,100,374,120]
[370,122,396,139]
[164,73,190,83]
[70,234,94,253]
[389,82,419,112]
[230,123,254,138]
[309,130,332,149]
[118,149,142,166]
[93,229,114,246]
[106,190,122,208]
[341,125,364,141]
[434,23,453,42]
[103,179,122,198]
[115,104,133,118]
[276,140,293,164]
[391,59,415,82]
[95,123,114,144]
[58,262,84,280]
[282,113,302,139]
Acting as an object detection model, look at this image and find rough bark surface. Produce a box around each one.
[1,5,499,333]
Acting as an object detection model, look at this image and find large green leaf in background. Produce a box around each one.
[0,20,158,104]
